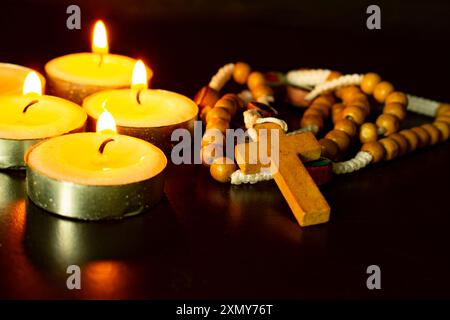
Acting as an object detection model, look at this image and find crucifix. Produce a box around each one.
[235,122,330,226]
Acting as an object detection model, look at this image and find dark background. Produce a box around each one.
[1,0,450,299]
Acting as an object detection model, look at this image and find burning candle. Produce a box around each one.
[45,20,152,104]
[0,63,45,95]
[25,110,167,220]
[0,72,87,169]
[83,60,198,151]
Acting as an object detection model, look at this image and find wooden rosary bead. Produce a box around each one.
[300,115,324,131]
[439,111,450,118]
[310,103,330,118]
[206,118,230,133]
[379,138,399,161]
[215,96,237,116]
[233,62,251,85]
[304,107,324,118]
[345,92,369,106]
[359,123,378,143]
[206,107,232,123]
[325,129,351,152]
[347,100,370,118]
[200,105,212,121]
[252,84,274,99]
[339,86,362,101]
[326,71,343,81]
[333,113,345,124]
[201,143,223,165]
[227,93,246,111]
[421,124,440,145]
[373,81,394,103]
[202,128,225,146]
[361,73,381,95]
[332,102,344,112]
[385,91,408,106]
[436,115,450,125]
[331,103,345,122]
[399,129,419,152]
[383,102,407,121]
[342,105,366,125]
[389,133,409,156]
[410,127,430,148]
[376,114,399,136]
[361,141,385,163]
[319,138,339,161]
[194,86,220,109]
[437,103,450,117]
[312,94,335,107]
[210,157,237,183]
[335,118,357,137]
[247,72,266,90]
[433,121,450,142]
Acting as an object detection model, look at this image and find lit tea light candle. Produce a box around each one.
[83,60,198,151]
[45,20,152,104]
[0,63,45,95]
[0,72,87,169]
[25,110,167,220]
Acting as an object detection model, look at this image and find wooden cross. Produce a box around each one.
[235,122,330,226]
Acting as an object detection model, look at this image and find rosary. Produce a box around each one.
[194,63,450,227]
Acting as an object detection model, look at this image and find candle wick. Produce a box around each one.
[98,138,115,155]
[22,100,39,114]
[136,89,142,105]
[98,53,104,67]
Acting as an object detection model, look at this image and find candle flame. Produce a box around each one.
[97,109,117,134]
[131,60,148,90]
[92,20,109,54]
[23,71,42,96]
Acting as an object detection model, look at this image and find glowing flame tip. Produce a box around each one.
[96,109,117,133]
[131,60,148,90]
[92,20,109,54]
[23,71,42,96]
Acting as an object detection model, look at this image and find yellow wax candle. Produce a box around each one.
[26,111,167,220]
[84,88,198,127]
[45,20,152,104]
[0,72,87,169]
[27,132,166,186]
[83,60,198,151]
[0,63,45,95]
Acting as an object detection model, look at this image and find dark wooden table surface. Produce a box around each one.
[0,0,449,299]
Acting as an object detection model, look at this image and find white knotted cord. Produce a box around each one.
[406,94,439,117]
[305,74,364,101]
[231,169,273,185]
[286,69,331,87]
[209,63,235,91]
[243,109,261,129]
[255,117,288,132]
[332,151,373,174]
